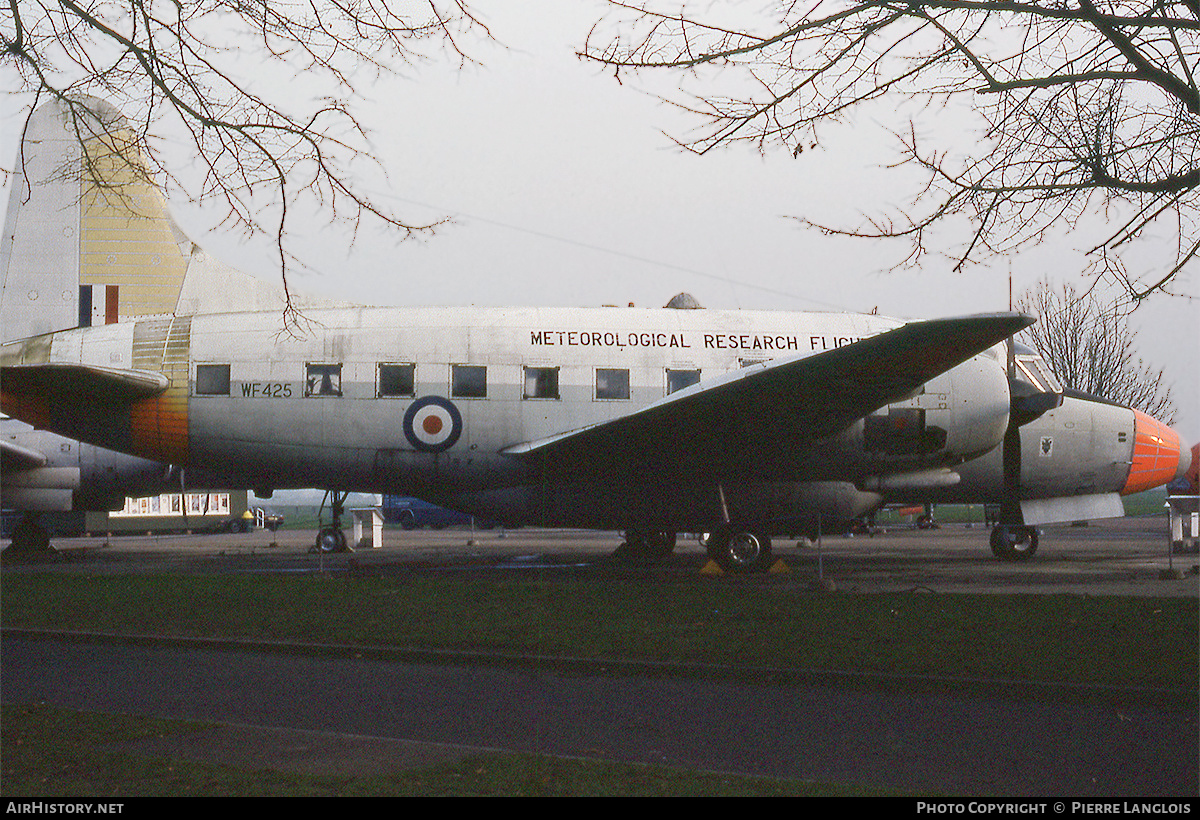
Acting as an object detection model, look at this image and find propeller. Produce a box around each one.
[994,341,1062,559]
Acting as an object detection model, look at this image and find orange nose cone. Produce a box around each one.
[1121,410,1184,495]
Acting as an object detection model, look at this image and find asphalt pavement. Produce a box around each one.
[5,516,1197,596]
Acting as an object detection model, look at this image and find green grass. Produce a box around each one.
[3,574,1193,796]
[2,573,1196,690]
[0,704,879,796]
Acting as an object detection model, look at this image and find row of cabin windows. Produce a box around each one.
[193,363,703,400]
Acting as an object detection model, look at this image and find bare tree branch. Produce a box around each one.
[1017,279,1176,424]
[2,1,492,335]
[582,1,1199,298]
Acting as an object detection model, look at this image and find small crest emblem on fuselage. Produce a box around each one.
[404,396,464,452]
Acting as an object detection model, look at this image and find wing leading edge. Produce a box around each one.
[0,363,169,404]
[503,312,1033,481]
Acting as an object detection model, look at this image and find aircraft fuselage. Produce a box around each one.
[3,305,1017,530]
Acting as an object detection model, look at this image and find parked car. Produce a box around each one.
[382,496,496,530]
[204,507,283,533]
[254,507,285,532]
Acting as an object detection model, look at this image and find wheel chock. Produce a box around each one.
[700,559,724,575]
[768,559,790,574]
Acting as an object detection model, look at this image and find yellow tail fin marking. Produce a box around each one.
[79,127,188,319]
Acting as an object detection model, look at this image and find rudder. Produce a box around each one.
[1,97,190,341]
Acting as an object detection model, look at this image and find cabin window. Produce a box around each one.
[305,363,343,397]
[451,364,487,398]
[595,368,630,400]
[523,366,560,400]
[666,368,701,394]
[195,364,230,395]
[378,363,416,397]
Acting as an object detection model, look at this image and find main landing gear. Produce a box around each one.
[611,525,776,573]
[312,491,351,554]
[1,513,57,563]
[705,527,773,573]
[990,525,1039,561]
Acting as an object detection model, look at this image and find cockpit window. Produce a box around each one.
[1015,354,1062,394]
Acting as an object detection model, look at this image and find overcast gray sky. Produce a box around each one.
[2,0,1195,442]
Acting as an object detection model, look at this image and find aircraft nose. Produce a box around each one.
[1121,409,1188,495]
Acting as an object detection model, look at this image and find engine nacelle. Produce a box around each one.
[1,420,178,512]
[858,349,1011,480]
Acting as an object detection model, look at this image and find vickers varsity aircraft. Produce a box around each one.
[1,300,1191,569]
[0,97,346,549]
[0,99,1191,569]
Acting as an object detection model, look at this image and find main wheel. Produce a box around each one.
[990,526,1038,561]
[316,527,348,553]
[9,515,51,551]
[708,529,773,573]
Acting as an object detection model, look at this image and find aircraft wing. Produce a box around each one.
[0,363,169,404]
[503,313,1032,481]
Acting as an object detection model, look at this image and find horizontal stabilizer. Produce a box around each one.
[504,312,1033,481]
[1,363,169,405]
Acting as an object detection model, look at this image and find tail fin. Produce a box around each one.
[1,97,191,339]
[2,97,344,342]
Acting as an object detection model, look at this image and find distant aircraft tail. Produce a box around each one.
[1,97,338,343]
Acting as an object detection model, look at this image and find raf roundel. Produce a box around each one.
[403,396,464,452]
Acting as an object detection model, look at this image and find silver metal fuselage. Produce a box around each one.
[6,304,1021,530]
[5,97,1188,537]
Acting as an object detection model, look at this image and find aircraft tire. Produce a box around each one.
[709,529,773,573]
[990,526,1038,561]
[317,527,348,553]
[7,515,52,552]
